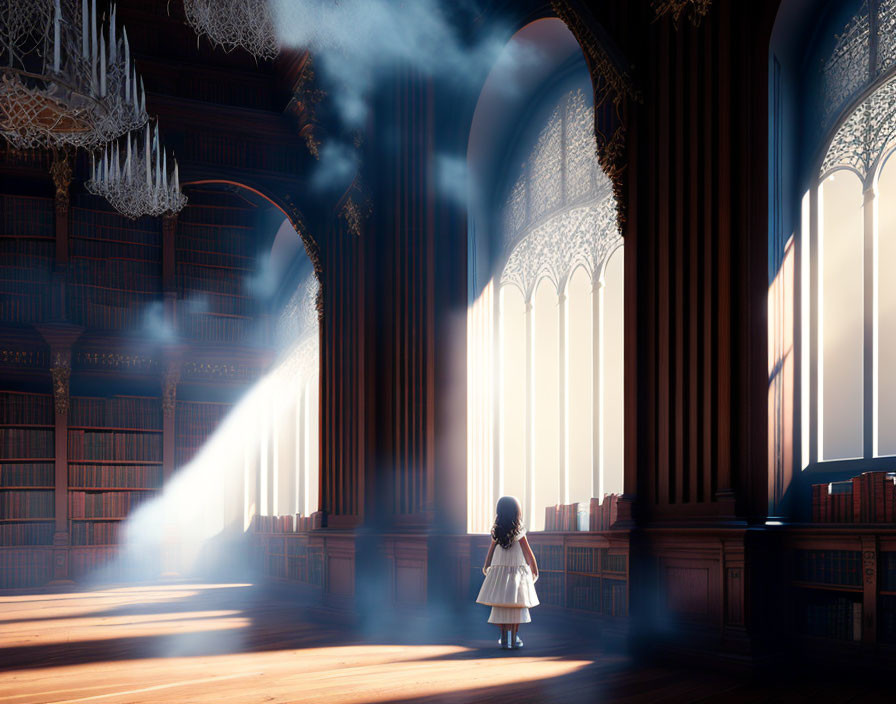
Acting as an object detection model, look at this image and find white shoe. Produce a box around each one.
[512,635,524,649]
[499,633,511,649]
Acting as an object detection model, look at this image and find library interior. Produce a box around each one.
[3,0,896,701]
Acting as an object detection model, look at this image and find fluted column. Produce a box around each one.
[525,298,535,525]
[593,276,605,500]
[559,290,569,503]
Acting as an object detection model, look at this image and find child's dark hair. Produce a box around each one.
[491,496,522,549]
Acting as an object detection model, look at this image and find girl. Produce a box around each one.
[476,495,539,649]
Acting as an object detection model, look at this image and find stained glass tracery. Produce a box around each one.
[500,89,620,298]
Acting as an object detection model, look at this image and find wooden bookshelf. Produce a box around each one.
[67,396,163,549]
[465,531,630,618]
[0,392,55,561]
[0,195,53,325]
[784,526,896,650]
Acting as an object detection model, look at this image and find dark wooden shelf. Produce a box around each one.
[0,518,54,522]
[68,426,163,433]
[0,458,56,463]
[68,460,162,465]
[0,486,53,491]
[69,517,127,521]
[792,580,862,593]
[0,424,53,429]
[68,487,161,491]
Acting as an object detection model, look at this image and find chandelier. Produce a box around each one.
[182,0,279,61]
[0,0,148,150]
[86,122,187,219]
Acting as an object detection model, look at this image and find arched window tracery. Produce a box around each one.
[467,78,623,533]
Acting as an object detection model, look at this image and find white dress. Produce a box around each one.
[476,530,539,624]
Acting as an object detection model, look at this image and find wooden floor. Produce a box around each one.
[0,581,892,704]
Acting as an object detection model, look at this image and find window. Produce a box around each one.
[249,271,320,524]
[800,0,896,470]
[467,79,623,532]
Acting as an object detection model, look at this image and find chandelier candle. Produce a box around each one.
[87,125,187,219]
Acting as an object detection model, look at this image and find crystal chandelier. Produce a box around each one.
[86,122,187,218]
[182,0,279,61]
[0,0,148,150]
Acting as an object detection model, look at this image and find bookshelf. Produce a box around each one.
[68,195,162,332]
[176,193,262,345]
[251,529,324,588]
[784,527,896,650]
[466,532,629,618]
[175,400,233,467]
[0,392,55,588]
[0,195,54,325]
[67,396,163,549]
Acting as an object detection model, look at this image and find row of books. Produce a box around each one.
[0,490,53,519]
[66,296,150,331]
[178,313,255,343]
[602,578,627,616]
[178,227,255,257]
[0,292,51,324]
[545,503,581,531]
[0,263,53,282]
[0,521,53,546]
[567,573,601,611]
[177,268,245,296]
[1,463,54,487]
[881,595,896,644]
[0,195,54,236]
[882,552,896,592]
[68,430,162,461]
[0,550,52,588]
[0,428,54,458]
[251,514,319,533]
[70,520,123,546]
[544,495,621,531]
[0,393,52,425]
[72,237,161,261]
[179,132,302,179]
[71,205,160,245]
[69,464,162,489]
[811,471,896,523]
[175,402,231,462]
[535,544,565,571]
[68,490,155,518]
[71,396,162,430]
[0,239,53,259]
[176,248,253,269]
[537,571,564,606]
[286,553,324,584]
[179,201,257,228]
[69,259,162,293]
[796,592,862,641]
[794,549,862,587]
[590,495,620,531]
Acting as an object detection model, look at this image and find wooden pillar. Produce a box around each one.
[36,324,83,583]
[50,151,71,321]
[593,276,605,501]
[161,360,180,482]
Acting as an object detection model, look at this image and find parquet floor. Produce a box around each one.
[0,581,891,704]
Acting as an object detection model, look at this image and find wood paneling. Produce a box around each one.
[628,1,777,521]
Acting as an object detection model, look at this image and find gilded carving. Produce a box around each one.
[550,1,639,230]
[0,349,45,366]
[652,0,712,27]
[280,193,322,279]
[50,364,70,416]
[49,150,72,215]
[75,351,158,372]
[162,364,181,418]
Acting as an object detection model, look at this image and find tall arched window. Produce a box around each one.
[797,0,896,473]
[467,20,623,533]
